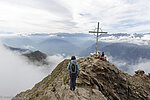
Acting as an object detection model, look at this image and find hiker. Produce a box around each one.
[93,52,101,59]
[98,51,101,59]
[100,52,105,61]
[67,56,79,91]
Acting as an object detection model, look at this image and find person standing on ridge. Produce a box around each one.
[67,56,79,91]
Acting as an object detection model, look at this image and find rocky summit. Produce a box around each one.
[12,56,150,100]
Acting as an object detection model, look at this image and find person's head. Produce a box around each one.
[102,52,104,56]
[71,56,76,60]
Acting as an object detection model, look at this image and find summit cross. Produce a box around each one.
[89,22,107,54]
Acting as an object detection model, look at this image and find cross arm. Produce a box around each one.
[89,31,107,33]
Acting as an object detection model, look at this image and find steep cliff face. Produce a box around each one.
[12,56,150,100]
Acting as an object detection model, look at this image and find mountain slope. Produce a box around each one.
[3,37,34,48]
[80,42,150,63]
[102,43,150,63]
[37,38,80,56]
[12,56,150,100]
[80,41,110,57]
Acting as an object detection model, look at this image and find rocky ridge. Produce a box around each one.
[12,56,150,100]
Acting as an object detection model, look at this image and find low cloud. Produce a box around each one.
[23,45,35,49]
[107,55,150,76]
[0,43,65,98]
[127,59,150,75]
[48,34,57,38]
[99,35,150,46]
[46,54,67,72]
[107,56,127,69]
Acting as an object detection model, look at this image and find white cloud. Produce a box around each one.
[23,45,34,49]
[127,25,150,33]
[49,34,57,37]
[127,59,150,75]
[0,0,74,33]
[0,43,65,98]
[107,55,127,69]
[99,34,149,45]
[107,55,150,76]
[141,34,150,41]
[46,54,67,73]
[0,33,18,37]
[0,43,46,97]
[0,0,150,33]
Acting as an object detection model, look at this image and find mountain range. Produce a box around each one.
[36,38,80,56]
[1,33,150,72]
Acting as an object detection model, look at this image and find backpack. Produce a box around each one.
[70,61,77,74]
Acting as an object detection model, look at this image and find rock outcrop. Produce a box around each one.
[12,56,150,100]
[23,50,49,65]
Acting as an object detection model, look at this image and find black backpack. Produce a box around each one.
[70,61,77,74]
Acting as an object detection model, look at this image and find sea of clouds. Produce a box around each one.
[107,55,150,75]
[99,34,150,45]
[0,43,65,99]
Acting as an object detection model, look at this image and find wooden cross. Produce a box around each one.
[89,22,107,54]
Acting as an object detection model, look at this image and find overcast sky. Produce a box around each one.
[0,0,150,34]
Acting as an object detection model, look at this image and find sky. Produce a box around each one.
[0,0,150,34]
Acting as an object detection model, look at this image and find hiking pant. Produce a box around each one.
[70,73,77,91]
